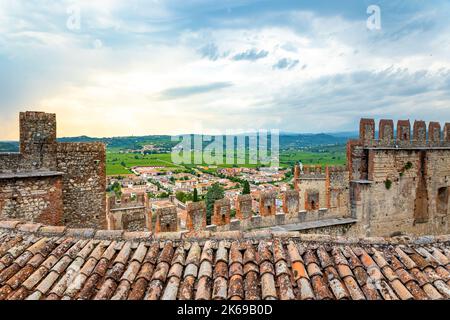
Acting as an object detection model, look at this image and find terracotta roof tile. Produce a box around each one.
[422,283,443,300]
[405,281,429,300]
[1,227,450,300]
[212,276,228,300]
[161,276,180,300]
[244,271,260,300]
[287,241,303,263]
[277,273,295,300]
[229,262,243,277]
[64,273,87,297]
[171,246,185,266]
[111,280,130,300]
[434,280,450,298]
[78,273,100,299]
[128,277,148,300]
[215,241,228,264]
[22,266,47,290]
[261,273,277,300]
[158,242,174,264]
[297,277,315,300]
[214,261,229,279]
[307,263,323,278]
[229,242,243,265]
[93,258,109,277]
[94,278,117,300]
[199,241,214,263]
[35,270,59,294]
[195,276,212,300]
[395,247,417,269]
[378,280,399,300]
[244,262,259,275]
[342,275,365,300]
[144,243,160,264]
[228,274,244,299]
[311,274,333,300]
[431,248,449,265]
[167,263,182,279]
[178,275,195,300]
[395,268,416,285]
[272,239,286,263]
[121,260,141,283]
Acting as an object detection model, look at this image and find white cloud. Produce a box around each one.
[1,2,450,139]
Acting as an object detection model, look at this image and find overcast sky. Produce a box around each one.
[1,0,450,139]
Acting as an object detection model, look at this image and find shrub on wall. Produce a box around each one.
[385,178,392,190]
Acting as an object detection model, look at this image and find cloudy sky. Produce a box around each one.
[1,0,450,139]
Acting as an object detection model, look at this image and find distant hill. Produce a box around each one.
[1,132,354,153]
[0,141,19,152]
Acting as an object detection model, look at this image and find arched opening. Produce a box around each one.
[437,187,449,216]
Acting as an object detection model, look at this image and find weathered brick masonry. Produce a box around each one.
[0,112,106,228]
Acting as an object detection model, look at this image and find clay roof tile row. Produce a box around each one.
[0,221,450,300]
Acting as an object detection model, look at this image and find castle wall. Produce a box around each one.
[297,178,327,210]
[235,194,253,219]
[328,167,350,214]
[212,198,231,226]
[0,153,22,173]
[57,143,106,228]
[106,193,150,231]
[155,205,177,233]
[349,119,450,237]
[0,175,63,225]
[0,112,107,228]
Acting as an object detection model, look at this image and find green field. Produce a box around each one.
[106,152,181,175]
[106,147,347,175]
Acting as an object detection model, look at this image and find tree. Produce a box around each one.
[205,183,225,224]
[242,180,251,195]
[193,188,199,202]
[111,181,122,197]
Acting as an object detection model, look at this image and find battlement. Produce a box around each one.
[327,165,348,173]
[57,142,106,153]
[359,118,450,148]
[108,192,147,210]
[300,165,323,175]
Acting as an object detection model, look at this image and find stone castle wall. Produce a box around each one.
[106,193,150,231]
[57,143,106,228]
[0,175,63,225]
[348,119,450,237]
[0,112,106,228]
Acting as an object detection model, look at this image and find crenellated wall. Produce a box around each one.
[0,111,106,228]
[294,164,349,214]
[212,198,231,226]
[348,118,450,237]
[106,192,150,231]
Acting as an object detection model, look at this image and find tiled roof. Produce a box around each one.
[0,220,449,300]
